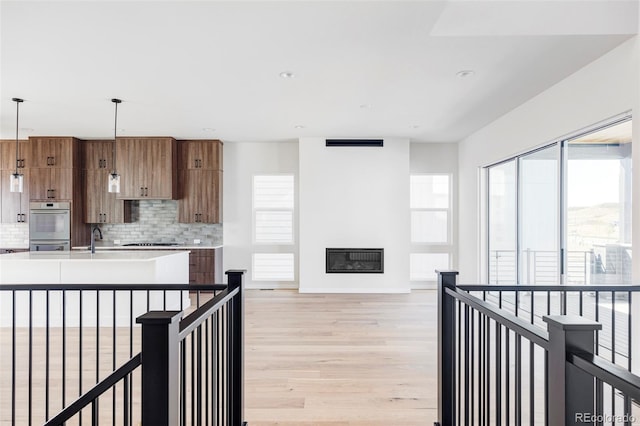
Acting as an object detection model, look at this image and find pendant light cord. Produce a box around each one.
[12,98,23,176]
[111,98,121,174]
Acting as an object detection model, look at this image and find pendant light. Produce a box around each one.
[9,98,24,193]
[108,98,122,193]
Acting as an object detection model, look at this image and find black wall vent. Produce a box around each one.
[325,139,383,147]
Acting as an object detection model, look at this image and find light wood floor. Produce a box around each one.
[1,289,438,425]
[244,290,438,425]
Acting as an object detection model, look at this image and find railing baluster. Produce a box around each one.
[506,329,510,425]
[112,289,116,426]
[516,334,521,426]
[46,290,50,421]
[29,290,33,426]
[12,290,16,426]
[63,291,67,411]
[496,320,501,425]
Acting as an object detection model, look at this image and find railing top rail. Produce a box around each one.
[458,284,640,292]
[0,283,227,291]
[43,353,142,426]
[568,351,640,401]
[178,286,240,340]
[445,287,549,349]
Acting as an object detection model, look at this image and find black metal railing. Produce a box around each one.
[0,277,235,426]
[436,270,640,426]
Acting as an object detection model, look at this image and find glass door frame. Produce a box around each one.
[485,111,632,285]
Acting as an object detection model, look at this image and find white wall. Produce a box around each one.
[458,36,640,283]
[223,141,299,289]
[299,138,410,293]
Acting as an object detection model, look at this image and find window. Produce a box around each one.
[486,116,632,285]
[253,175,296,282]
[253,175,294,244]
[252,253,295,281]
[410,174,452,282]
[410,175,450,244]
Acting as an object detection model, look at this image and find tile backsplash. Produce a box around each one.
[99,200,223,246]
[0,200,221,248]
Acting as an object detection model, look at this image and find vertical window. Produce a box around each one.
[253,175,294,244]
[253,175,295,282]
[410,174,452,282]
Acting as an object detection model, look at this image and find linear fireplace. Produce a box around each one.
[326,248,384,273]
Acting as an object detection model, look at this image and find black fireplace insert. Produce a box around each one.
[326,248,384,273]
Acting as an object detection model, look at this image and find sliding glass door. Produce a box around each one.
[486,116,632,285]
[519,145,559,284]
[488,160,517,284]
[565,121,633,284]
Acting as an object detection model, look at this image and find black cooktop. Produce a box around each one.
[122,243,180,247]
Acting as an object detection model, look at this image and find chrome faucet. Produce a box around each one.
[90,225,103,254]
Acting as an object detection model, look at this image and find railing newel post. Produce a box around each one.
[437,270,458,426]
[226,269,246,426]
[544,315,601,426]
[136,310,183,426]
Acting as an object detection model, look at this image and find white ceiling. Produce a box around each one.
[0,1,637,143]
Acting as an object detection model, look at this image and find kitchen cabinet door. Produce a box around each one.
[0,169,29,223]
[178,140,222,170]
[83,140,113,170]
[29,137,73,168]
[30,168,72,200]
[0,140,29,170]
[178,170,221,223]
[84,169,130,223]
[116,137,176,199]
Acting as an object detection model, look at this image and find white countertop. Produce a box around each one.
[0,250,188,261]
[71,244,223,250]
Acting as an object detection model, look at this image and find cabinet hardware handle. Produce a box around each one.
[20,159,25,168]
[51,189,55,199]
[140,187,144,196]
[51,156,55,166]
[17,213,20,222]
[22,214,26,222]
[145,187,149,196]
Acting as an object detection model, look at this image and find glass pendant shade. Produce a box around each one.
[108,172,120,193]
[10,172,23,193]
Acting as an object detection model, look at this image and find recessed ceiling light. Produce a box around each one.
[19,127,34,132]
[456,70,475,78]
[279,71,295,79]
[359,104,371,109]
[202,128,216,132]
[294,125,305,129]
[411,125,420,129]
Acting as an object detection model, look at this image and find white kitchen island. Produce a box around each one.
[0,250,190,327]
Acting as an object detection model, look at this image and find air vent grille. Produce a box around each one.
[325,139,383,147]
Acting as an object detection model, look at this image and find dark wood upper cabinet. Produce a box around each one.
[83,140,113,170]
[0,139,29,170]
[178,169,222,224]
[83,169,130,223]
[177,140,222,224]
[29,137,75,168]
[28,137,80,201]
[116,137,177,200]
[0,168,29,223]
[178,140,222,170]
